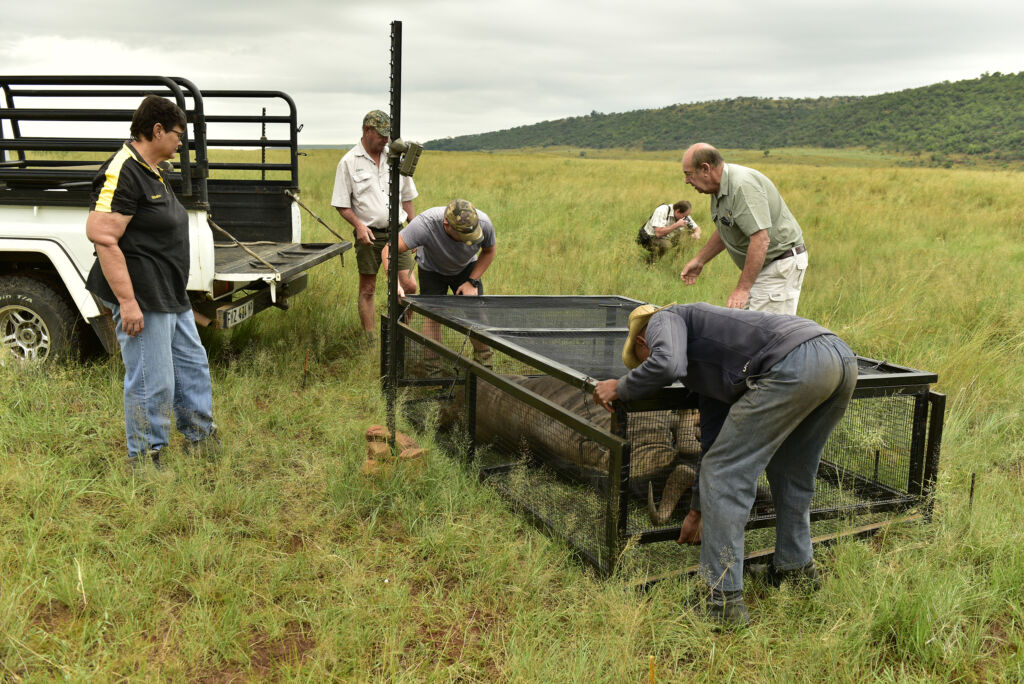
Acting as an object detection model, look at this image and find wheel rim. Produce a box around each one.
[0,305,51,361]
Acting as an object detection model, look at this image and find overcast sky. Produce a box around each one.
[4,0,1023,145]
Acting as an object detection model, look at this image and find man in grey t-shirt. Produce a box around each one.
[383,198,497,368]
[680,143,807,314]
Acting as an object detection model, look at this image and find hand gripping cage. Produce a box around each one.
[382,296,944,578]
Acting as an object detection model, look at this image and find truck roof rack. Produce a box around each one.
[0,75,301,209]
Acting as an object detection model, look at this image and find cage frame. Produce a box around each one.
[383,295,944,577]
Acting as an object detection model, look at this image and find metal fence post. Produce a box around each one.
[385,20,403,447]
[466,371,478,461]
[606,403,631,576]
[923,391,946,520]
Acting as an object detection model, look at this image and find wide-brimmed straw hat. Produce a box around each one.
[622,303,674,369]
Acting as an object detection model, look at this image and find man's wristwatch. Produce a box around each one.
[467,278,482,290]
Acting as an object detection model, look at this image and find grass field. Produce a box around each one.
[2,147,1022,681]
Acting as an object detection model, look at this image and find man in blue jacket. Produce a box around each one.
[593,303,857,625]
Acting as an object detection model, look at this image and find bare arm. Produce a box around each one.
[727,229,769,309]
[401,200,416,222]
[654,217,694,238]
[336,206,373,246]
[456,246,497,296]
[680,230,726,285]
[86,210,144,336]
[677,510,702,545]
[380,235,410,295]
[593,378,619,412]
[469,246,495,280]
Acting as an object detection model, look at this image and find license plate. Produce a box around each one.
[223,300,254,328]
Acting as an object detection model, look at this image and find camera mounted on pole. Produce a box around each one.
[387,138,423,177]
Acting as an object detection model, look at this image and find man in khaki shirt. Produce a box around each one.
[331,110,418,342]
[680,143,807,314]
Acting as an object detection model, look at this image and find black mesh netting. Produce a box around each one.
[402,295,641,380]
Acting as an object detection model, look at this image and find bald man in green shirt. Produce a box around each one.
[680,143,807,314]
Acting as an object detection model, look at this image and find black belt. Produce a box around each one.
[771,244,806,263]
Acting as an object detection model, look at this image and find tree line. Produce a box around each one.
[425,72,1024,163]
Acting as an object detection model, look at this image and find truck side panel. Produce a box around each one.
[0,203,219,319]
[0,206,102,319]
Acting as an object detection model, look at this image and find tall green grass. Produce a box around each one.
[1,148,1022,681]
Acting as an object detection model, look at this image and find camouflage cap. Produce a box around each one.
[444,199,483,245]
[362,110,391,137]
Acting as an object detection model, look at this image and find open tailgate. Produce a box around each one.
[206,240,351,328]
[214,241,350,282]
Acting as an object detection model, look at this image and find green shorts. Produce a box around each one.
[355,228,416,275]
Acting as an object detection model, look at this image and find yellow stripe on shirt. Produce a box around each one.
[94,145,134,213]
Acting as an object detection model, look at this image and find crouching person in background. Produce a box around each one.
[593,302,856,626]
[636,200,701,263]
[85,95,217,471]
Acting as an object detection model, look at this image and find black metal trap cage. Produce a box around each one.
[382,295,944,577]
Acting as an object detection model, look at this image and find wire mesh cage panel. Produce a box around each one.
[384,296,943,577]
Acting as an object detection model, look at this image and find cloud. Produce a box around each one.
[3,0,1023,143]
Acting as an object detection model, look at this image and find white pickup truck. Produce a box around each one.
[0,75,350,362]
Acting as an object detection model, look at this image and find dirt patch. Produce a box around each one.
[283,533,305,554]
[164,585,194,619]
[975,612,1020,677]
[195,621,316,682]
[416,607,501,675]
[984,615,1011,647]
[389,602,503,677]
[29,600,73,633]
[248,622,316,677]
[194,668,246,684]
[375,520,411,545]
[406,565,462,600]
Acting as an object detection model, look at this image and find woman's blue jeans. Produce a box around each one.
[698,334,857,592]
[105,301,215,460]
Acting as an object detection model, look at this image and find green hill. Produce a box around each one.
[426,72,1024,162]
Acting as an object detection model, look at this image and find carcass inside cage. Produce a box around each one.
[384,295,944,577]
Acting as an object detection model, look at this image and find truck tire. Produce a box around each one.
[0,275,78,363]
